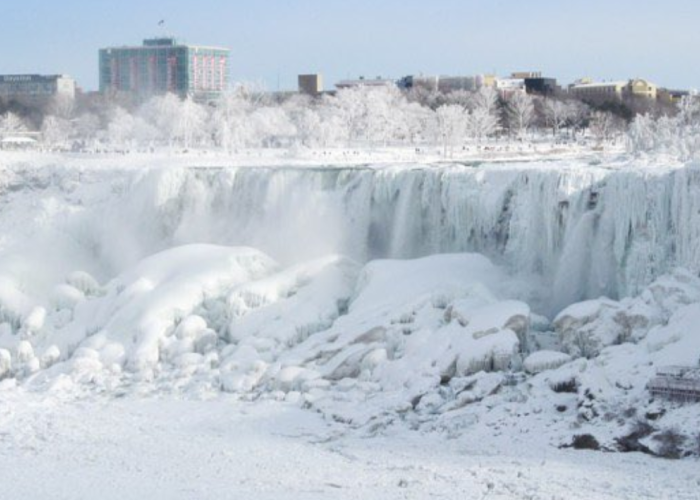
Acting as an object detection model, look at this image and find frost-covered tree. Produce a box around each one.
[589,111,620,144]
[107,107,137,148]
[466,87,501,142]
[435,104,467,157]
[174,97,208,149]
[397,101,435,146]
[73,113,101,149]
[543,99,573,137]
[568,101,590,139]
[0,112,28,137]
[506,92,535,140]
[248,106,296,148]
[138,94,208,149]
[41,115,73,147]
[48,94,76,120]
[626,114,657,155]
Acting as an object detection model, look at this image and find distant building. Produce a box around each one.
[99,37,230,101]
[495,78,526,98]
[398,74,490,93]
[0,74,76,103]
[398,75,477,93]
[437,76,479,93]
[507,72,558,96]
[335,77,396,90]
[511,71,542,79]
[657,88,691,105]
[569,78,658,101]
[479,74,498,89]
[397,75,437,92]
[298,74,323,96]
[523,78,558,96]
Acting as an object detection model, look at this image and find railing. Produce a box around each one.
[648,366,700,403]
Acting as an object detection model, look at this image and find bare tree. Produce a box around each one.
[589,111,622,145]
[568,101,590,140]
[543,99,573,137]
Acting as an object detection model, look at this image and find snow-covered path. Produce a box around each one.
[1,391,697,500]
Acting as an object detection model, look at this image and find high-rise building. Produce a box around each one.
[0,74,76,103]
[99,38,230,101]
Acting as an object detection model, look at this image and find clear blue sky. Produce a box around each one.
[0,0,698,92]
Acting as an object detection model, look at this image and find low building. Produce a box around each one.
[507,72,558,96]
[511,71,542,79]
[397,75,438,92]
[298,74,323,96]
[398,74,488,93]
[524,77,558,96]
[0,74,76,103]
[0,136,38,150]
[437,76,478,93]
[569,78,658,102]
[627,78,657,99]
[495,78,526,98]
[479,74,498,89]
[657,88,691,105]
[335,77,396,90]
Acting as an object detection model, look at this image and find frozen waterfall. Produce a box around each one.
[2,160,699,314]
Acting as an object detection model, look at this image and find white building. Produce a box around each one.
[495,78,526,97]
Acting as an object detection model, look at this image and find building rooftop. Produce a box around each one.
[335,78,395,88]
[101,37,229,52]
[571,81,627,89]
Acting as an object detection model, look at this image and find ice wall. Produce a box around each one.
[2,160,699,313]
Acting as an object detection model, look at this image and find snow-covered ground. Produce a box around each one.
[0,151,699,498]
[1,390,698,500]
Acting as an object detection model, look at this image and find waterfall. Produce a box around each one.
[2,161,699,313]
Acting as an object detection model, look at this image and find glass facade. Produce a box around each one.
[99,38,229,100]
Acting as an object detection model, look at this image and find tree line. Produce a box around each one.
[0,84,697,159]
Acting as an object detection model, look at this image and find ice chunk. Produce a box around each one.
[66,271,101,296]
[23,306,46,334]
[51,284,85,311]
[0,349,11,378]
[523,350,572,374]
[40,345,61,369]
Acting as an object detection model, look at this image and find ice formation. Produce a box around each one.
[0,157,699,455]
